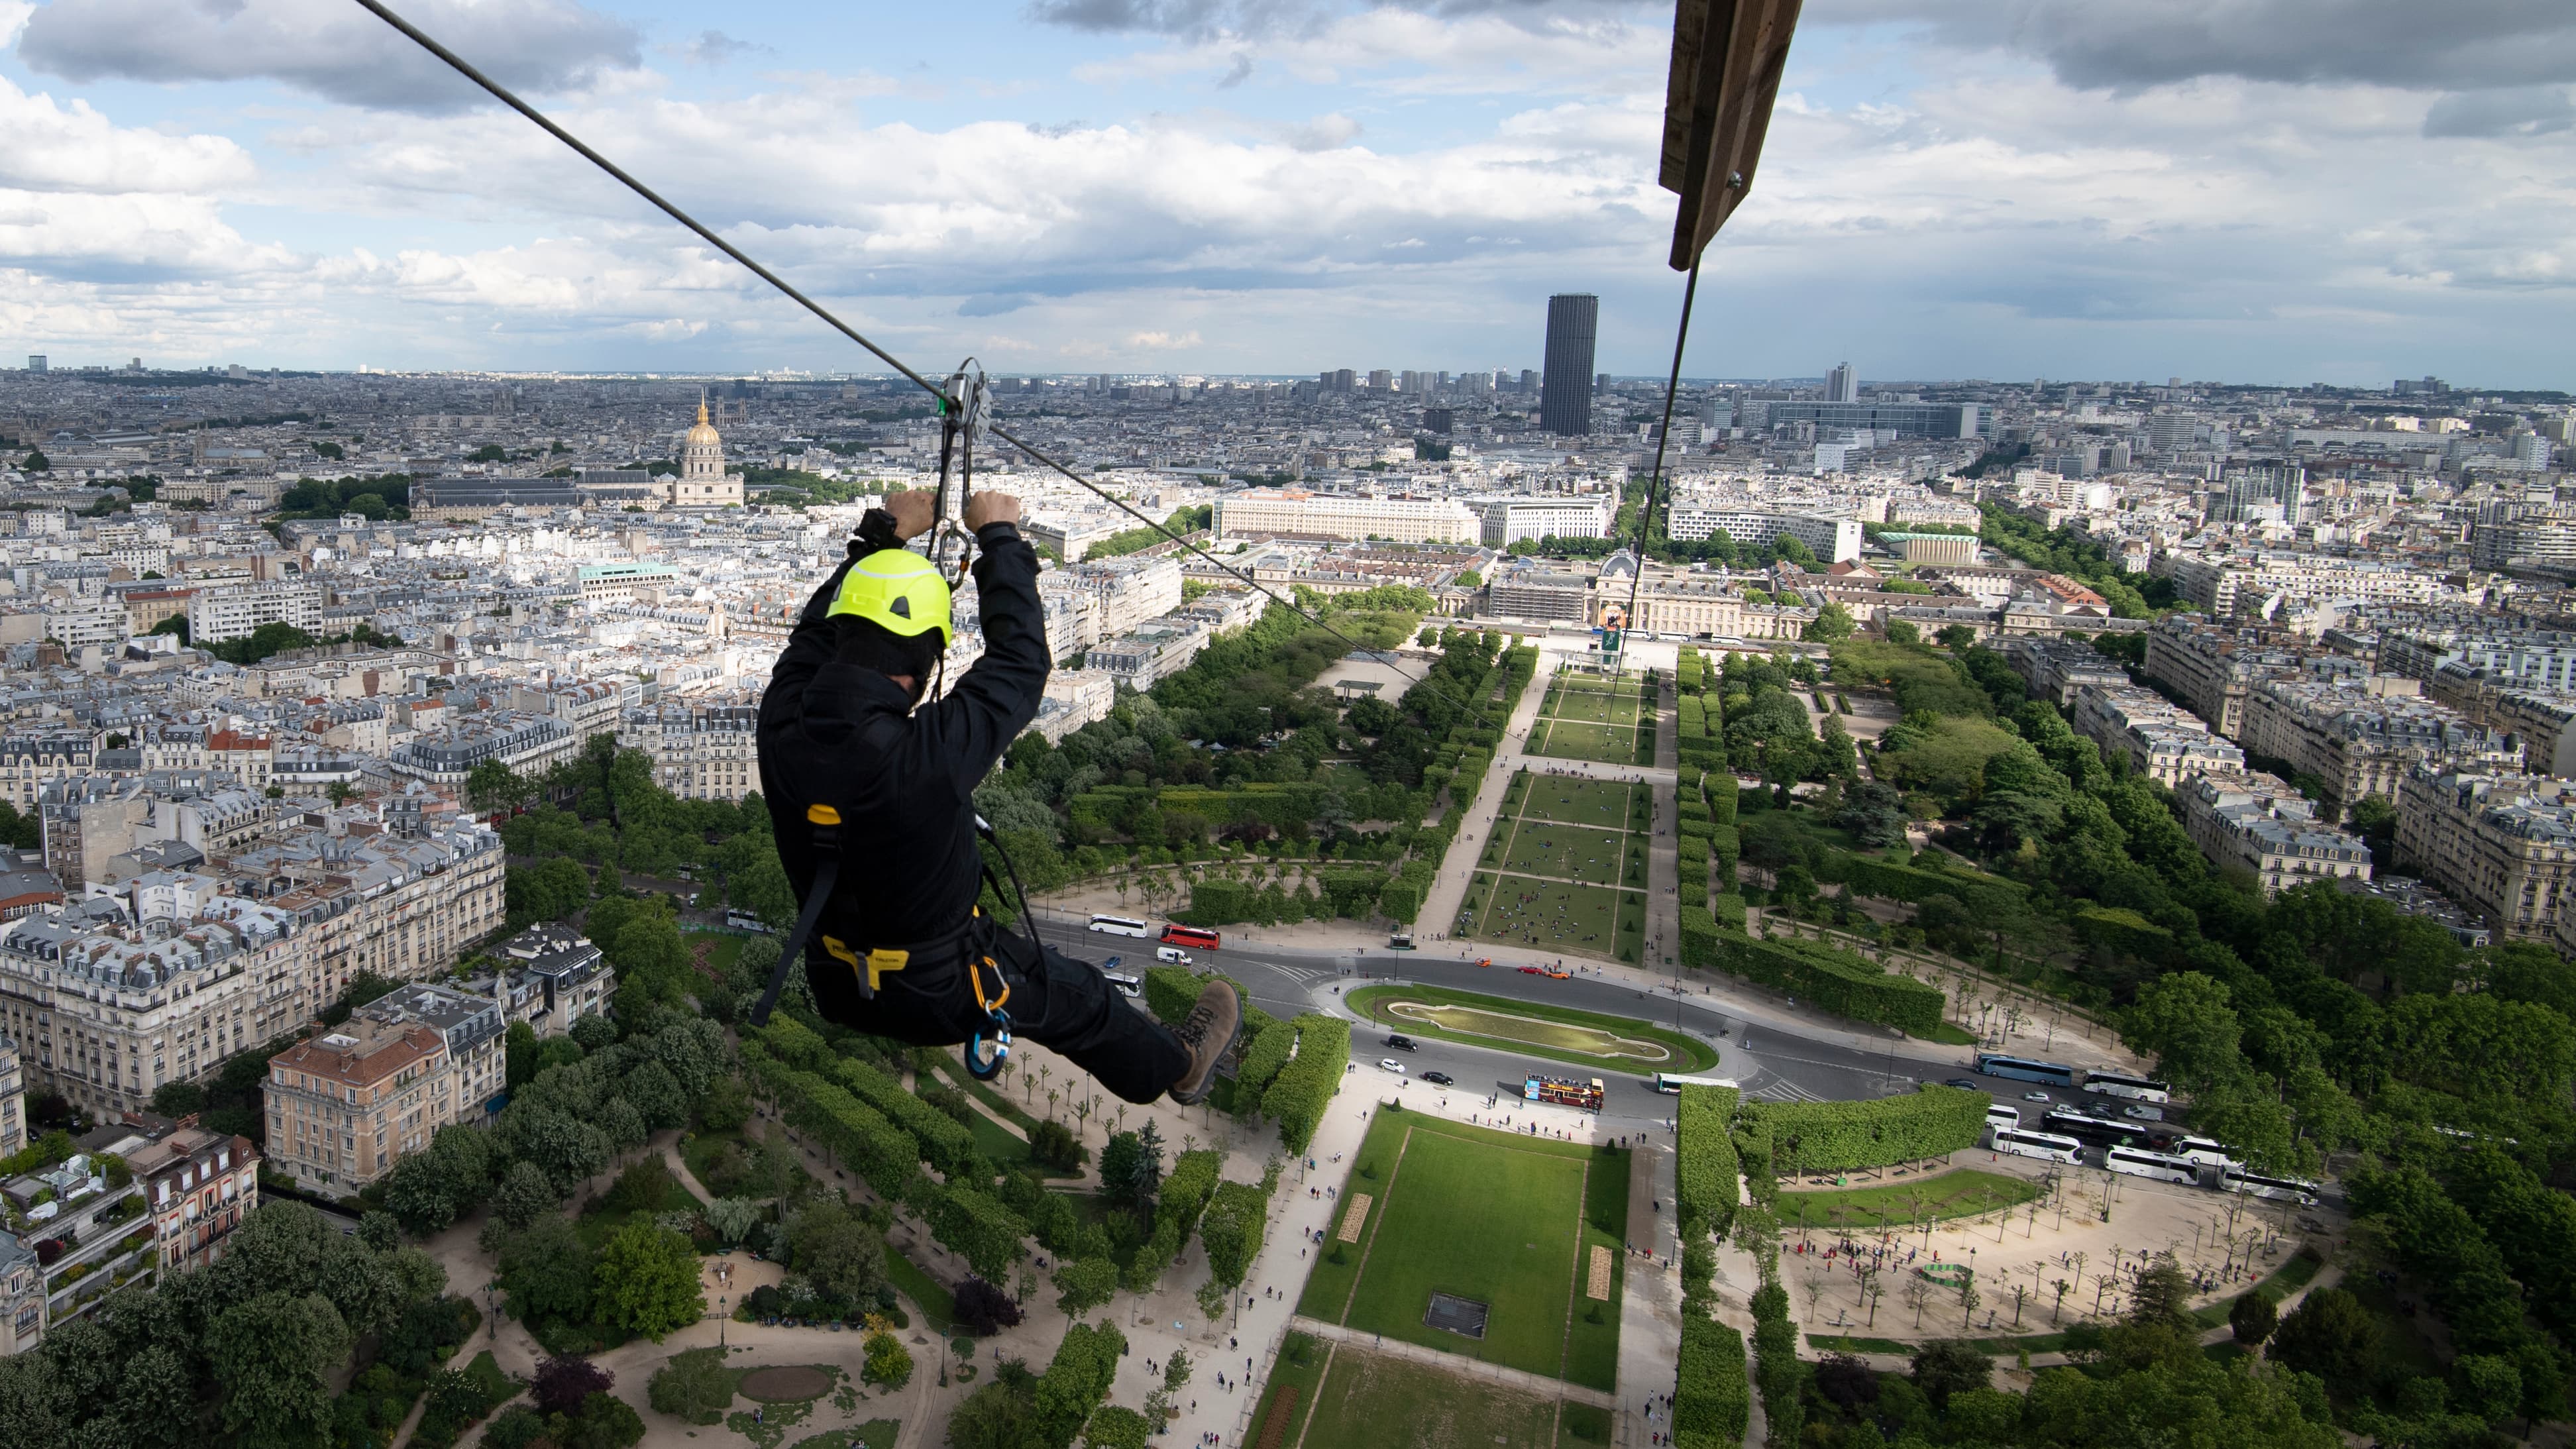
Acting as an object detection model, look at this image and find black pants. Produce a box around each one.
[808,920,1187,1104]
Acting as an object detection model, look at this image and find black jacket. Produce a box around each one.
[757,521,1050,951]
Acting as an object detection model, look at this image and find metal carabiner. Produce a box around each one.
[964,951,1014,1080]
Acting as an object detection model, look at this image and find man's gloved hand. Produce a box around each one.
[966,492,1020,531]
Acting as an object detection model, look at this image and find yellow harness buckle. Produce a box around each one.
[823,937,911,992]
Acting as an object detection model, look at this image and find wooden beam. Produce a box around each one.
[1660,0,1804,271]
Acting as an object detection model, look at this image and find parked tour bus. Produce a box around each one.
[1088,914,1152,938]
[1652,1073,1739,1095]
[1991,1129,2084,1165]
[725,910,771,934]
[1160,924,1222,951]
[1100,971,1143,999]
[2080,1070,2173,1105]
[2104,1146,2202,1185]
[1973,1053,2078,1089]
[2165,1136,2240,1171]
[1985,1104,2021,1133]
[2222,1166,2322,1206]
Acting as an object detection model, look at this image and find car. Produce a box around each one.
[1154,946,1193,965]
[1544,969,1572,980]
[1474,957,1493,968]
[1377,1058,1405,1074]
[1518,965,1544,975]
[2023,1090,2052,1103]
[1945,1078,1980,1089]
[1421,1071,1454,1086]
[2121,1104,2165,1122]
[1101,955,1122,971]
[1384,1035,1417,1051]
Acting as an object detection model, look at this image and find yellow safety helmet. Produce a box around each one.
[826,549,953,645]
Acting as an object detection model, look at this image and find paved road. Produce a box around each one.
[1024,914,1970,1131]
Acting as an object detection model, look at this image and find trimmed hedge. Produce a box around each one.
[1707,782,1737,826]
[1712,893,1748,932]
[1234,1018,1297,1099]
[1709,824,1740,880]
[1674,1316,1750,1448]
[1708,933,1943,1034]
[833,1059,981,1179]
[1839,854,2024,918]
[1260,1014,1348,1154]
[1675,1083,1742,1235]
[770,1068,922,1199]
[1737,1085,1986,1174]
[930,1183,1028,1281]
[1679,906,1720,969]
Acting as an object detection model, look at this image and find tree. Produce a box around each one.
[788,1205,888,1304]
[947,1369,1042,1449]
[1908,1338,1991,1410]
[467,759,529,816]
[498,1216,600,1326]
[561,1390,645,1449]
[1885,619,1921,645]
[532,1356,615,1417]
[2127,1258,2194,1332]
[704,1197,760,1246]
[863,1331,915,1389]
[2231,1289,2279,1347]
[148,1081,208,1118]
[1053,1257,1118,1320]
[2268,1287,2380,1395]
[1083,1405,1150,1448]
[953,1277,1024,1336]
[2122,971,2243,1091]
[209,1291,354,1442]
[648,1348,735,1424]
[493,1159,557,1232]
[1803,601,1854,641]
[2453,1353,2522,1427]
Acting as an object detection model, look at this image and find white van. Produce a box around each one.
[1155,946,1194,965]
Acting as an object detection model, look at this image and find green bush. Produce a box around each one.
[1674,1315,1750,1446]
[834,1059,980,1179]
[1676,1084,1742,1235]
[1712,894,1748,932]
[1738,1085,1986,1174]
[1839,854,2025,918]
[1679,906,1719,969]
[1260,1014,1349,1154]
[1709,825,1740,880]
[1708,933,1943,1034]
[1234,1019,1298,1098]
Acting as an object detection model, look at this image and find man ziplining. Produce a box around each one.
[751,488,1241,1105]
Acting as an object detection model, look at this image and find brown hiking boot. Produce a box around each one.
[1165,979,1244,1106]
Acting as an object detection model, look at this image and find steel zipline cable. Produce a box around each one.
[1619,255,1701,664]
[348,0,1504,716]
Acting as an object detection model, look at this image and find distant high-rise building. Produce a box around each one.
[1540,294,1597,437]
[1826,362,1856,403]
[1520,369,1539,394]
[1421,407,1454,436]
[1368,369,1392,390]
[25,356,44,373]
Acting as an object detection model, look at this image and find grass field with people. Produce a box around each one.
[1294,1110,1626,1391]
[1462,873,1646,961]
[1529,674,1654,765]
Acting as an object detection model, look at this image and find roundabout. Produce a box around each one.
[1347,983,1720,1074]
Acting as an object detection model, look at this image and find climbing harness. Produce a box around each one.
[749,803,845,1025]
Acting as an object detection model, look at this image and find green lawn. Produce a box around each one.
[1778,1169,2041,1234]
[1519,778,1641,829]
[1248,1330,1334,1449]
[885,1251,954,1333]
[1529,717,1644,765]
[1465,874,1646,963]
[1347,984,1719,1074]
[1498,826,1634,886]
[1540,682,1647,726]
[1293,1343,1562,1448]
[1301,1110,1624,1391]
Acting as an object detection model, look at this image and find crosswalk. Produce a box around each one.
[1746,1073,1828,1103]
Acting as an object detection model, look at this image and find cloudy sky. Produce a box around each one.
[0,0,2571,385]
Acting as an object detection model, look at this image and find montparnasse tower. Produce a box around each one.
[672,392,743,508]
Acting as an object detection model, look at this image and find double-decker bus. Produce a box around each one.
[1526,1075,1605,1112]
[1973,1053,2078,1089]
[2222,1166,2322,1206]
[1652,1073,1739,1094]
[1991,1129,2083,1165]
[2105,1146,2202,1185]
[2080,1070,2173,1105]
[1160,924,1222,951]
[1088,914,1152,938]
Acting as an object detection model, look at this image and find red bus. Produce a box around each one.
[1160,924,1221,950]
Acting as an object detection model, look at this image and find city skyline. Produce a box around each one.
[0,1,2570,384]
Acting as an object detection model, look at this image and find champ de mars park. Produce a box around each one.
[9,620,2434,1449]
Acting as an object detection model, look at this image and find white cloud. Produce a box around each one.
[17,0,640,113]
[0,76,256,194]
